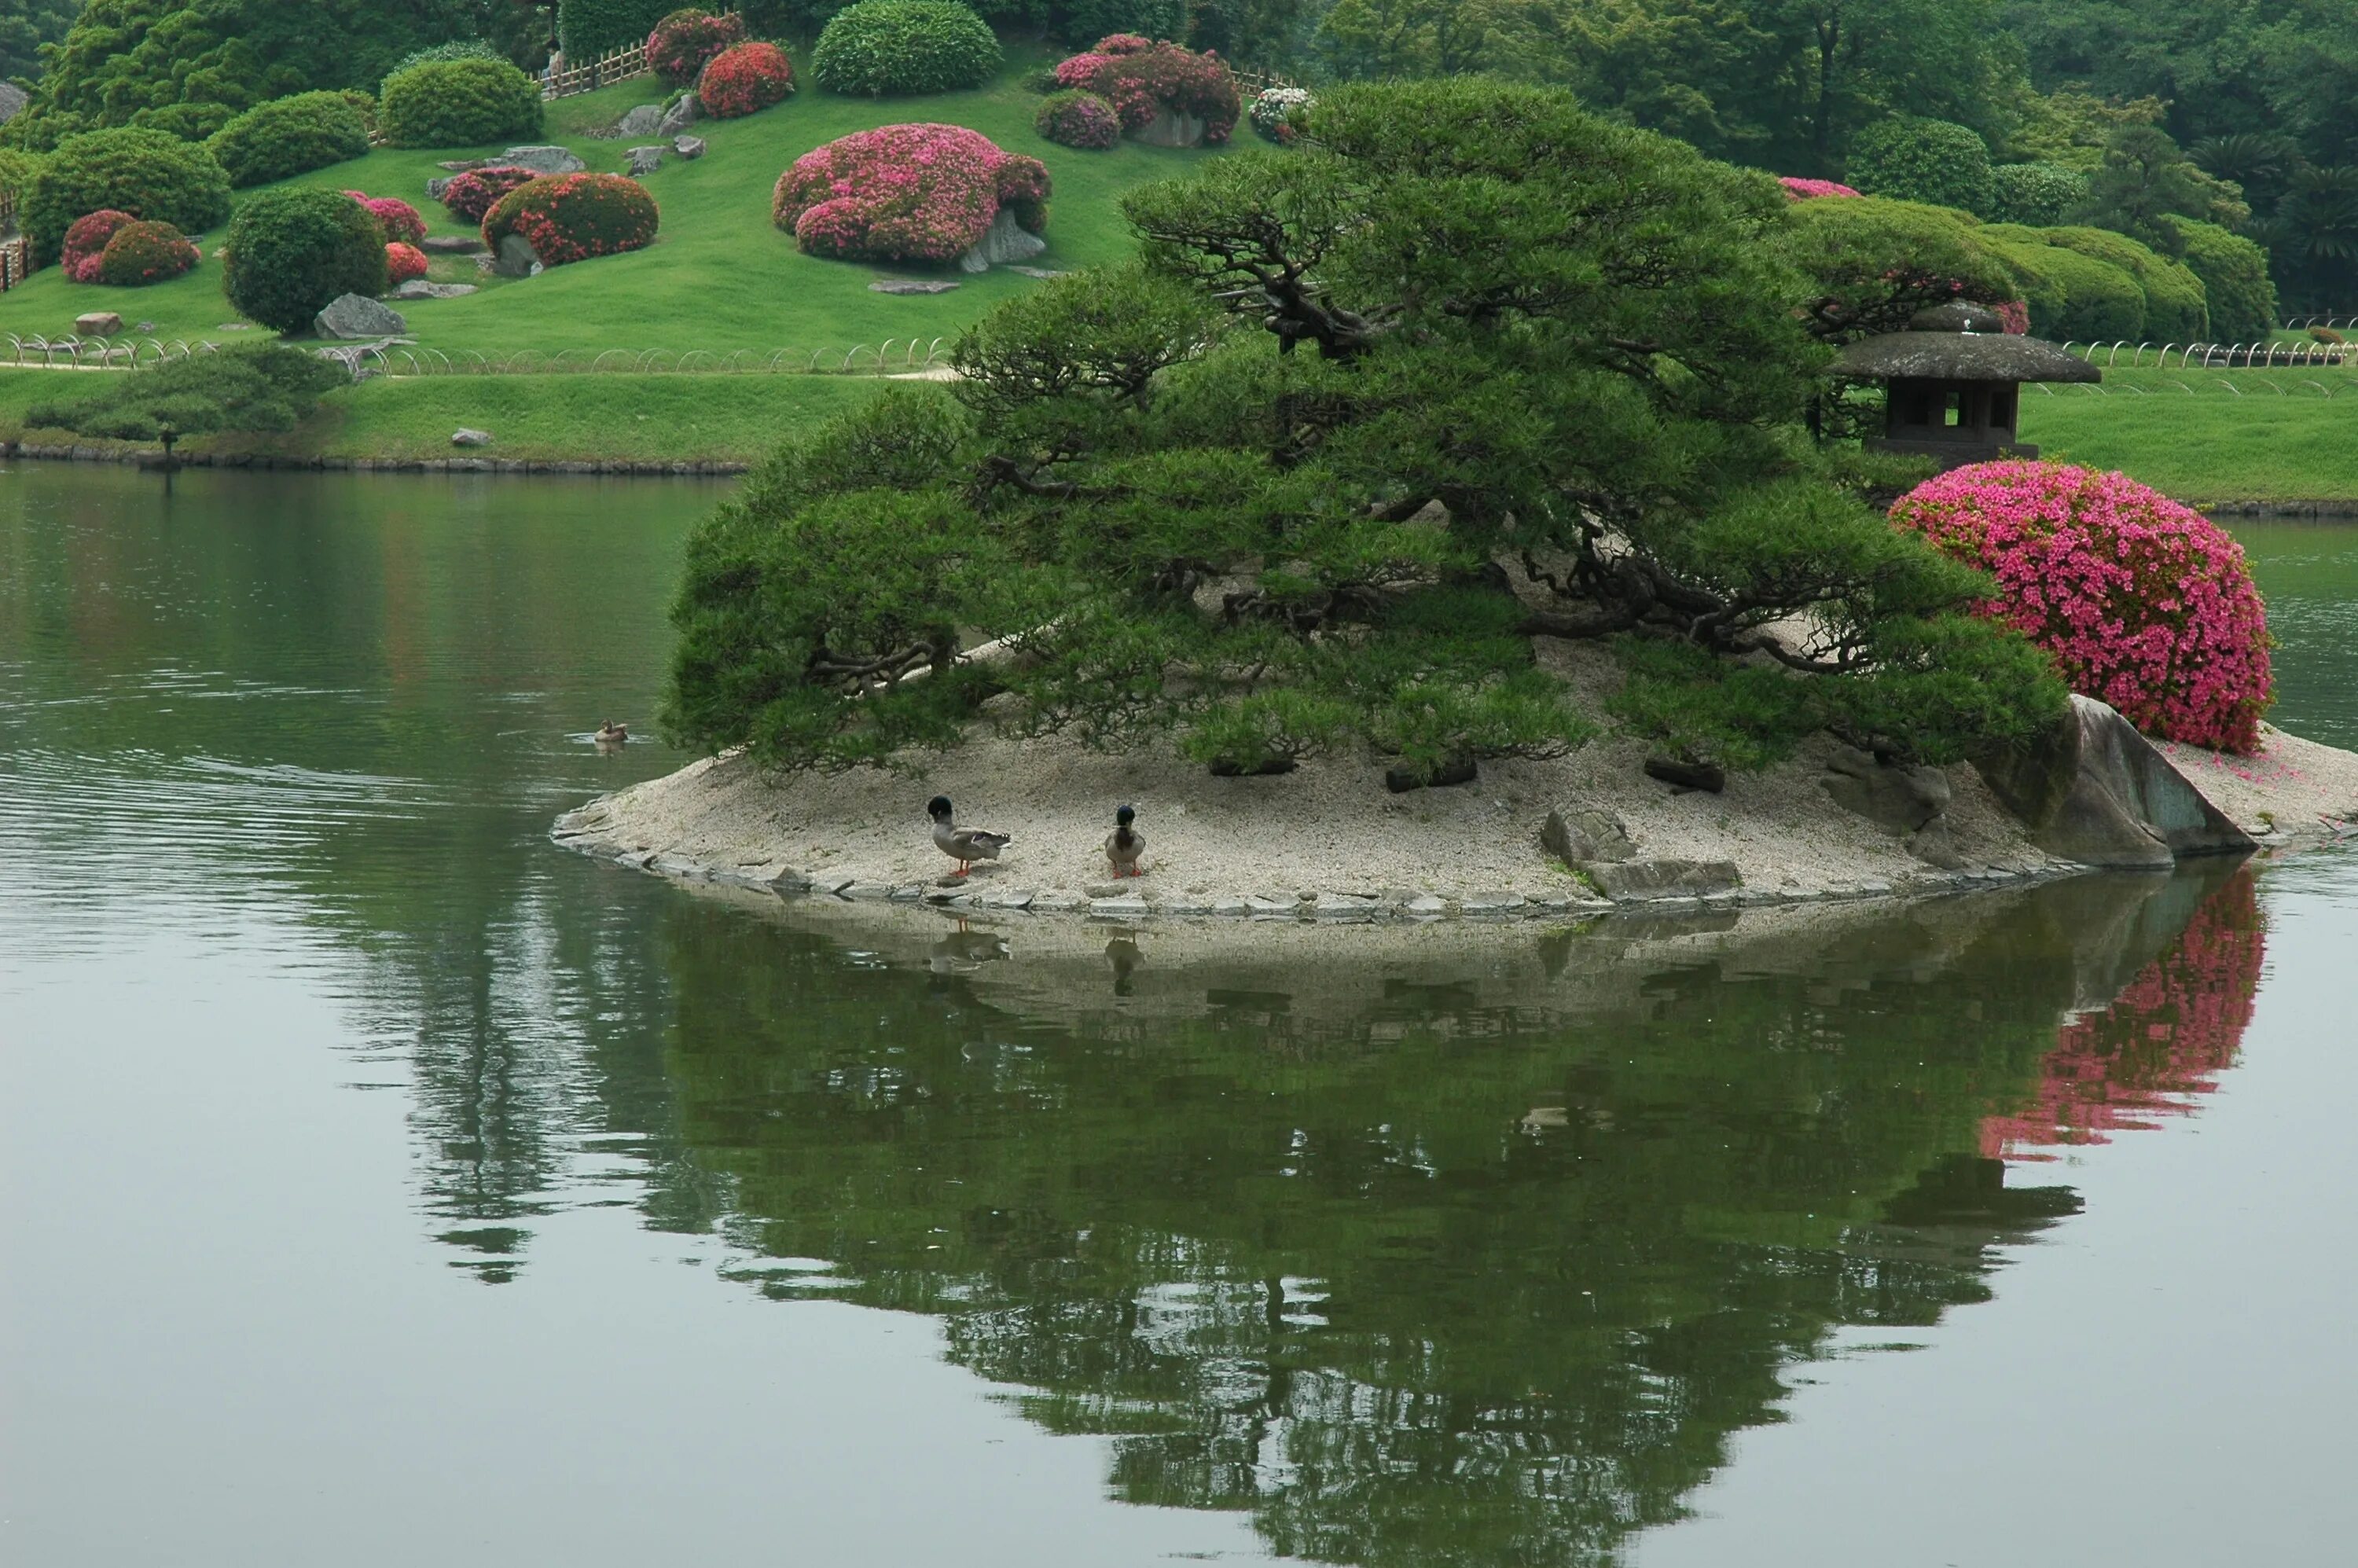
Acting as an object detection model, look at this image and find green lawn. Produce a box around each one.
[0,367,892,464]
[0,46,1228,359]
[2018,364,2358,503]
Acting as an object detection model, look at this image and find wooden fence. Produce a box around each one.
[542,12,745,100]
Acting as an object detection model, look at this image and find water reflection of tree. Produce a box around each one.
[644,869,2258,1567]
[1982,867,2264,1160]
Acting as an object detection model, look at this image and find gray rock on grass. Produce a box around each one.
[958,207,1049,274]
[626,145,664,176]
[450,429,493,446]
[493,234,543,277]
[659,95,701,135]
[615,104,664,138]
[391,280,478,299]
[425,175,454,201]
[74,311,123,336]
[869,278,959,295]
[314,293,406,340]
[499,145,586,174]
[1133,105,1206,146]
[673,134,707,159]
[421,234,485,255]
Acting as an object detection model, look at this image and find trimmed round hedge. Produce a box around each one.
[380,57,544,149]
[1988,162,2088,226]
[1980,227,2149,342]
[22,129,233,268]
[97,220,201,288]
[1036,89,1119,149]
[1892,461,2273,753]
[439,164,540,223]
[774,123,1048,263]
[223,186,391,333]
[346,192,428,245]
[812,0,1002,97]
[646,8,744,87]
[2177,218,2279,346]
[386,242,430,285]
[382,39,506,87]
[62,211,138,283]
[1846,117,1994,215]
[205,92,373,189]
[698,41,795,119]
[1052,35,1240,143]
[482,173,660,266]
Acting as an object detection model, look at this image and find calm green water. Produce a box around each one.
[3,464,2354,1566]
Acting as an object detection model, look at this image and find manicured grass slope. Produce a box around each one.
[2018,366,2358,503]
[0,368,887,463]
[0,50,1225,358]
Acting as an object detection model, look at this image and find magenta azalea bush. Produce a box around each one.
[385,241,429,284]
[646,8,745,87]
[345,192,427,245]
[698,41,795,119]
[1890,461,2274,753]
[1994,299,2030,334]
[773,123,1050,263]
[482,173,660,266]
[61,209,138,282]
[1780,176,1860,200]
[1052,35,1240,143]
[1036,89,1120,150]
[439,165,540,223]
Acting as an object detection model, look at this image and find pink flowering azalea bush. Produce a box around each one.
[345,192,427,245]
[1052,35,1240,144]
[483,173,661,266]
[1994,298,2030,334]
[1779,176,1860,200]
[1890,461,2273,752]
[773,123,1049,263]
[439,165,539,224]
[62,210,137,282]
[385,241,430,284]
[698,41,795,119]
[646,8,744,87]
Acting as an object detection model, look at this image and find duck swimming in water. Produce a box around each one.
[1104,804,1145,877]
[928,795,1011,876]
[595,719,628,744]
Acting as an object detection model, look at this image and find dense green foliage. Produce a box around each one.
[1783,196,2021,343]
[1988,161,2087,226]
[379,56,543,148]
[557,0,674,60]
[21,128,233,266]
[0,0,535,152]
[0,0,75,88]
[381,39,509,85]
[222,185,390,332]
[2037,224,2207,340]
[2176,218,2279,346]
[1846,117,1994,213]
[811,0,1003,96]
[23,343,346,458]
[0,146,42,207]
[1978,225,2145,340]
[204,91,373,188]
[667,80,2063,780]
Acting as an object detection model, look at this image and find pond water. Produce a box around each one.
[3,465,2353,1566]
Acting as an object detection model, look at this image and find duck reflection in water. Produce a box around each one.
[928,923,1009,976]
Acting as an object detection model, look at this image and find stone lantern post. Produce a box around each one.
[1827,302,2100,469]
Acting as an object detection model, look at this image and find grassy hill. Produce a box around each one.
[0,46,1228,359]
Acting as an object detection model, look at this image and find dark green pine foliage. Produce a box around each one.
[666,79,2064,780]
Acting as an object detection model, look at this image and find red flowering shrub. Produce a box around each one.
[61,210,138,283]
[646,8,744,87]
[345,192,427,246]
[96,219,200,286]
[1982,866,2261,1161]
[698,42,795,119]
[1037,90,1120,150]
[1779,176,1860,200]
[385,242,430,284]
[482,173,661,266]
[1052,36,1240,143]
[1890,461,2274,751]
[773,123,1050,263]
[439,165,539,224]
[1993,299,2030,335]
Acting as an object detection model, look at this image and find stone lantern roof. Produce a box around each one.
[1827,303,2099,384]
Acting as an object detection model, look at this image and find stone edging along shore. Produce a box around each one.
[0,438,749,476]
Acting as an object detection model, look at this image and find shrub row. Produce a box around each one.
[20,128,232,267]
[812,0,1001,96]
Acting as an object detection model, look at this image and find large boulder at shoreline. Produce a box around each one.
[1542,807,1634,865]
[314,293,406,339]
[2030,695,2257,868]
[1822,746,1951,835]
[499,145,586,174]
[1584,859,1742,902]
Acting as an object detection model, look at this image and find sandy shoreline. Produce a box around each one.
[552,700,2358,926]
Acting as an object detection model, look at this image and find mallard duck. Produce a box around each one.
[595,719,628,744]
[1104,804,1145,877]
[928,795,1011,876]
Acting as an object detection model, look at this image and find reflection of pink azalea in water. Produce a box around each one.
[1982,869,2264,1162]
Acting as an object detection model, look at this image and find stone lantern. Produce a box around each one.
[1827,302,2099,468]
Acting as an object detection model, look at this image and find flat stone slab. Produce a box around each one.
[1089,895,1150,918]
[390,281,478,299]
[499,145,586,174]
[420,234,485,255]
[869,279,960,295]
[1585,859,1742,902]
[1005,266,1069,279]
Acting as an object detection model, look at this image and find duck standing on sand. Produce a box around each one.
[1104,804,1145,878]
[928,795,1011,876]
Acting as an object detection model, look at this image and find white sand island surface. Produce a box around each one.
[554,702,2358,924]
